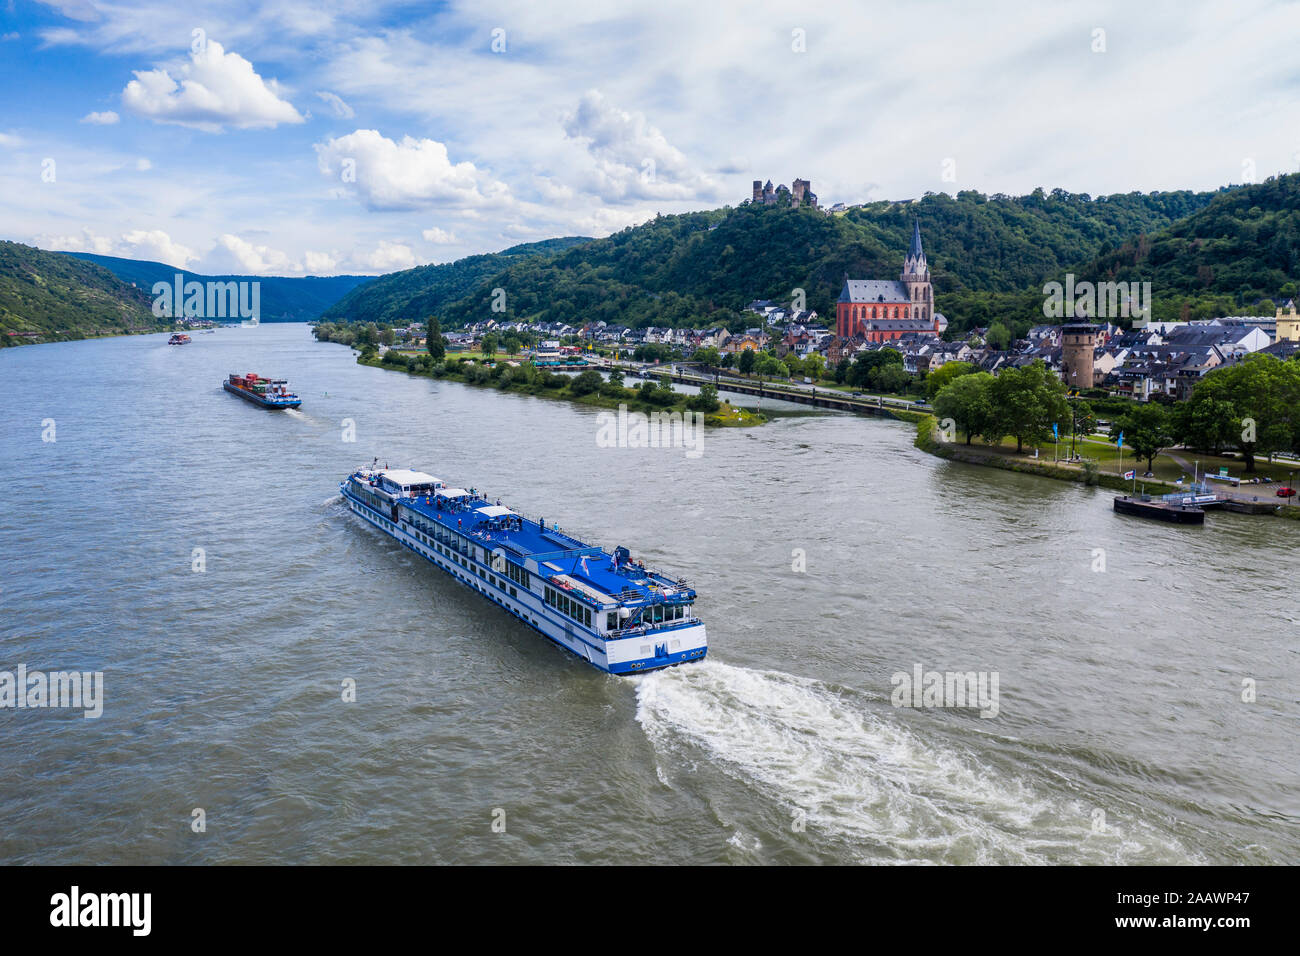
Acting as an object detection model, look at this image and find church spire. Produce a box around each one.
[909,218,924,260]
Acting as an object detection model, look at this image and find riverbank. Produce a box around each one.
[1,324,173,349]
[355,348,768,427]
[913,414,1300,520]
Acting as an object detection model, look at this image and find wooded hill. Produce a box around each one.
[0,242,161,346]
[320,237,593,326]
[325,185,1231,336]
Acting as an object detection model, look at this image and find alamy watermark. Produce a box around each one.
[1043,274,1150,321]
[596,404,704,459]
[891,663,999,718]
[152,274,261,324]
[1,664,103,718]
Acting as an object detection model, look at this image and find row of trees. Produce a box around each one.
[931,353,1300,474]
[932,360,1070,453]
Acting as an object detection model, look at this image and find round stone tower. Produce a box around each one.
[1061,322,1098,391]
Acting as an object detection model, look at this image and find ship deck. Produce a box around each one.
[400,493,688,606]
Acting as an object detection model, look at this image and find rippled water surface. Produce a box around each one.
[0,325,1295,864]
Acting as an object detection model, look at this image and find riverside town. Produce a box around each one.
[0,0,1292,918]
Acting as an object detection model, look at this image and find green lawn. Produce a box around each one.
[961,433,1300,486]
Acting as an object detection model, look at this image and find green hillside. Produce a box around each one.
[65,252,373,322]
[327,186,1222,335]
[1071,174,1300,322]
[320,237,593,325]
[0,241,162,346]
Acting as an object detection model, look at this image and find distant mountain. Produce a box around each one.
[319,237,593,325]
[64,252,373,322]
[0,241,161,346]
[321,188,1225,335]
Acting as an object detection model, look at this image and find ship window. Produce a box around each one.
[606,613,618,631]
[584,609,591,626]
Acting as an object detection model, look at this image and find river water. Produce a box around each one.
[0,324,1294,864]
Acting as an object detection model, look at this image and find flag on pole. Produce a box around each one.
[1124,470,1135,480]
[1117,431,1124,449]
[1052,423,1059,440]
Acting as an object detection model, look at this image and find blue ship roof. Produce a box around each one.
[359,473,693,609]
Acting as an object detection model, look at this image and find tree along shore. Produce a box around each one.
[351,345,766,427]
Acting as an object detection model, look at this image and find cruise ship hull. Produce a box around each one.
[341,486,707,674]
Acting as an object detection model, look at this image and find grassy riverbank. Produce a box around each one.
[915,414,1181,493]
[357,348,766,426]
[914,414,1300,522]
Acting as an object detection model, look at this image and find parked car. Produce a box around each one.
[1277,487,1296,498]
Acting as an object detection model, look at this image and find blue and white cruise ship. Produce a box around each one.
[340,466,707,674]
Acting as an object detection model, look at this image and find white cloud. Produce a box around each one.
[121,229,196,267]
[315,129,511,211]
[80,110,119,125]
[40,228,116,255]
[122,39,303,132]
[561,89,719,202]
[39,227,195,267]
[351,239,417,272]
[135,157,152,171]
[315,90,355,119]
[303,250,338,274]
[421,227,457,244]
[0,132,25,148]
[196,235,418,276]
[35,1,100,23]
[208,233,295,274]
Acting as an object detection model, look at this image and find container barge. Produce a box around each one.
[223,372,301,409]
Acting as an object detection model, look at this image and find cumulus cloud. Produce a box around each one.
[41,228,116,256]
[121,229,196,267]
[315,129,511,211]
[302,250,338,274]
[208,233,295,274]
[122,39,303,132]
[562,89,719,202]
[315,90,355,119]
[351,239,417,272]
[421,227,457,244]
[80,110,119,124]
[198,236,418,276]
[41,227,196,268]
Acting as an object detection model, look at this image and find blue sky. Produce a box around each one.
[3,0,1300,275]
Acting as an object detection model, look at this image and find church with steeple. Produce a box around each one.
[835,220,944,341]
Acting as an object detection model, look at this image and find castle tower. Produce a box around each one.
[1061,322,1098,390]
[752,180,763,203]
[900,219,933,324]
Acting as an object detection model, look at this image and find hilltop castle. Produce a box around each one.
[752,177,818,208]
